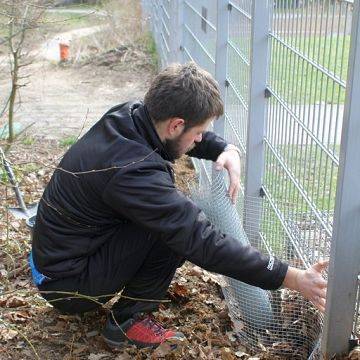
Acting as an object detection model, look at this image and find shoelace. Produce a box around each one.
[142,316,166,336]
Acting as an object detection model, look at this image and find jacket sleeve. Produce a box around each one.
[102,161,288,290]
[186,131,227,161]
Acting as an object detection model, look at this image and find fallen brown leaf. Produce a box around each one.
[114,353,133,360]
[72,344,88,355]
[220,347,236,360]
[3,296,27,308]
[168,282,190,303]
[4,310,32,323]
[151,342,173,358]
[349,347,360,360]
[0,328,18,341]
[88,353,110,360]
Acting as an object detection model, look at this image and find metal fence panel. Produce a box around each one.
[264,0,351,267]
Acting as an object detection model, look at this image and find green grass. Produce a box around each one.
[0,163,40,186]
[259,202,289,259]
[57,3,102,11]
[269,35,350,104]
[139,31,159,70]
[42,11,100,31]
[0,14,7,38]
[0,168,7,183]
[249,143,340,262]
[20,163,41,174]
[0,8,99,41]
[22,136,35,146]
[264,144,339,214]
[60,136,77,147]
[228,34,350,105]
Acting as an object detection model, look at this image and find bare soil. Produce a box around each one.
[0,46,153,140]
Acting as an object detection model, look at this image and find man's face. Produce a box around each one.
[164,119,212,159]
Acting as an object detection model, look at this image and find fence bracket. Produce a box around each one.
[259,187,265,198]
[264,88,272,98]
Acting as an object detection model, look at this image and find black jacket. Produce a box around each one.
[32,101,288,290]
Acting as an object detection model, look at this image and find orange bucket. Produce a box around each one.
[59,43,70,62]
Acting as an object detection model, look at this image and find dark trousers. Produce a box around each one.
[38,223,184,322]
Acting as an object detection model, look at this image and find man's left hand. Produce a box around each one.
[215,146,241,204]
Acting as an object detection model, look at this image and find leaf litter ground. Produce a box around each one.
[1,140,356,360]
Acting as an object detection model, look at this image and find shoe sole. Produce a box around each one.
[102,335,187,350]
[102,335,157,349]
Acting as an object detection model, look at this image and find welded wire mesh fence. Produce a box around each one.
[142,0,360,358]
[265,0,351,267]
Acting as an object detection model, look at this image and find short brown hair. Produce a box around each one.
[144,62,224,129]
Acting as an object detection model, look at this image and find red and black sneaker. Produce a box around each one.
[102,313,186,349]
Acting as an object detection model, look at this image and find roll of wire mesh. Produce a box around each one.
[191,172,322,359]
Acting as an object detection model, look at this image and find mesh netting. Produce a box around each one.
[191,173,323,359]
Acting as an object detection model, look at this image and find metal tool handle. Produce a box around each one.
[0,148,29,215]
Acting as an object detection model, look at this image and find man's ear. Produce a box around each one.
[167,118,185,138]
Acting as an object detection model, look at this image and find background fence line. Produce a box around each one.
[142,0,360,357]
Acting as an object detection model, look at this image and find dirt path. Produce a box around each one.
[0,19,153,140]
[46,8,107,17]
[13,60,152,140]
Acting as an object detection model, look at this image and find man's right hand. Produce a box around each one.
[282,260,328,312]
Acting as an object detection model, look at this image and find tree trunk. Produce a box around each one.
[8,50,19,143]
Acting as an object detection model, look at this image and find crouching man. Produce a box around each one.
[30,62,327,349]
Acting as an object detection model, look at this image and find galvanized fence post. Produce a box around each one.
[243,1,271,242]
[321,0,360,356]
[212,0,229,180]
[170,0,183,63]
[177,0,184,64]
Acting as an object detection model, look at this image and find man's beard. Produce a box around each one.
[163,134,195,160]
[163,136,183,160]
